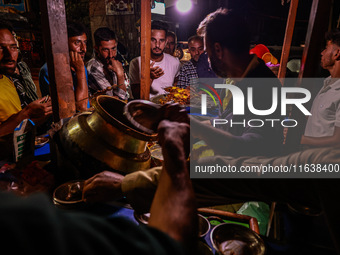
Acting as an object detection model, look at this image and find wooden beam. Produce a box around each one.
[39,0,76,122]
[278,0,299,80]
[283,0,332,153]
[140,0,151,100]
[299,0,333,78]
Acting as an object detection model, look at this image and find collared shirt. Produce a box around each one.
[176,59,198,89]
[13,61,38,107]
[86,57,129,100]
[304,76,340,137]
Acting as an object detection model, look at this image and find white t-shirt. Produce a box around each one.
[129,53,180,98]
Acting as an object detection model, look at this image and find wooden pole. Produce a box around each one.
[283,0,332,153]
[299,0,333,78]
[278,0,299,80]
[39,0,76,122]
[140,0,151,100]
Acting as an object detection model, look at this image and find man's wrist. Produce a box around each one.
[20,107,31,120]
[116,71,125,79]
[76,67,86,73]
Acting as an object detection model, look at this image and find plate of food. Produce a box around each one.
[35,136,49,148]
[151,86,190,106]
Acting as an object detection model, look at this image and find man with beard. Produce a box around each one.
[164,31,177,56]
[0,22,52,137]
[82,8,283,203]
[176,35,205,88]
[301,28,340,147]
[86,27,129,101]
[129,20,181,99]
[39,21,89,112]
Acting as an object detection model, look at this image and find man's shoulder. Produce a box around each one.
[181,60,195,69]
[129,57,141,74]
[0,75,12,84]
[86,58,102,73]
[130,56,141,64]
[86,57,98,67]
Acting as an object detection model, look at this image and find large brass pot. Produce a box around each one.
[57,96,157,178]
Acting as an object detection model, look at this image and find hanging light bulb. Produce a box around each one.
[176,0,192,13]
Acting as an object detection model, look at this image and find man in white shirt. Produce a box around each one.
[129,20,180,99]
[301,28,340,147]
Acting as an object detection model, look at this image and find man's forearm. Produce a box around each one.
[117,74,127,92]
[148,160,197,254]
[301,126,340,147]
[0,109,29,137]
[75,69,89,111]
[301,135,340,147]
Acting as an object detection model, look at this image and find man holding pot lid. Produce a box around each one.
[0,116,197,255]
[82,8,340,254]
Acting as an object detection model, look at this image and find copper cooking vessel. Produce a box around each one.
[57,96,157,178]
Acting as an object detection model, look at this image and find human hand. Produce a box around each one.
[150,61,164,80]
[161,103,190,124]
[108,59,125,78]
[24,97,52,124]
[82,171,124,203]
[158,119,190,167]
[69,51,85,72]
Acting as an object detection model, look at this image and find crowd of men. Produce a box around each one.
[1,7,340,255]
[0,16,219,141]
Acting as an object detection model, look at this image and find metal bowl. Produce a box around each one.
[35,136,49,148]
[210,223,265,255]
[53,180,85,207]
[198,214,210,238]
[133,212,150,225]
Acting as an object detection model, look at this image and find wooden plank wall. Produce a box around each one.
[89,0,141,59]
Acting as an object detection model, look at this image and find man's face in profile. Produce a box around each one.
[68,33,87,60]
[320,40,339,71]
[205,37,226,77]
[151,29,167,57]
[0,28,18,75]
